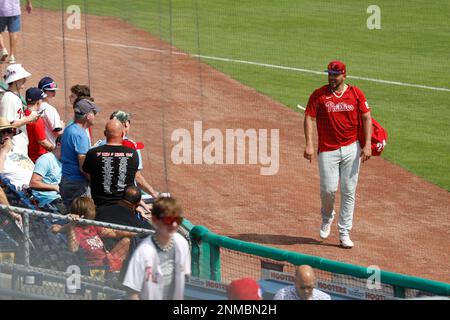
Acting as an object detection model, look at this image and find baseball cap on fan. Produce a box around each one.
[110,110,131,123]
[38,76,59,91]
[74,99,101,115]
[325,60,346,75]
[110,110,145,150]
[26,87,47,104]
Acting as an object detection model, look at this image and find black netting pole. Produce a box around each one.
[40,0,46,71]
[194,0,204,120]
[158,0,169,193]
[83,0,92,92]
[60,0,69,119]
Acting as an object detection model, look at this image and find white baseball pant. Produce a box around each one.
[318,141,361,236]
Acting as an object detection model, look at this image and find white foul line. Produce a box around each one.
[57,36,450,93]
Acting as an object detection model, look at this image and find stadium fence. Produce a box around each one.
[1,204,449,300]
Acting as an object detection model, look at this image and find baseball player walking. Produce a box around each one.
[304,61,372,248]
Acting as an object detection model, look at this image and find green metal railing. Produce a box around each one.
[1,204,448,299]
[189,225,450,298]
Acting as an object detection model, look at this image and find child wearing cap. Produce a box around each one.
[38,76,65,147]
[0,64,39,155]
[24,87,54,162]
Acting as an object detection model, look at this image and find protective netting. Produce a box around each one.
[0,205,152,299]
[0,0,448,298]
[0,263,126,300]
[218,248,439,300]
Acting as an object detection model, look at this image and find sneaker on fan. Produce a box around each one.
[0,48,8,62]
[319,213,335,239]
[339,235,354,249]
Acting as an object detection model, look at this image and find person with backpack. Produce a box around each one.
[303,60,372,249]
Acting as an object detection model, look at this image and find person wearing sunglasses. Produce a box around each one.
[60,99,100,207]
[274,265,331,300]
[0,116,34,190]
[123,197,190,300]
[304,61,372,249]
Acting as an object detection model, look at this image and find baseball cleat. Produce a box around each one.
[339,235,354,249]
[319,214,335,239]
[8,55,16,64]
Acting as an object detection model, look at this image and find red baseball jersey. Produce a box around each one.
[25,109,49,162]
[306,85,370,152]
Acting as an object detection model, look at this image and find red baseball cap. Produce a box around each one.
[227,278,262,300]
[326,60,346,75]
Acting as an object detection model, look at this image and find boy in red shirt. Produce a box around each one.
[304,61,372,248]
[25,87,54,162]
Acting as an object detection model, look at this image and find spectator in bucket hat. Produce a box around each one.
[0,64,39,155]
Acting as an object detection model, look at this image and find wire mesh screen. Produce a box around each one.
[218,247,397,300]
[2,0,448,289]
[0,205,154,299]
[0,263,126,300]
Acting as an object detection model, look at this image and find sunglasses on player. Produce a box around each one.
[158,215,184,225]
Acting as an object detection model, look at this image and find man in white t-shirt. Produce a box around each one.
[38,76,64,146]
[0,117,34,189]
[123,197,190,300]
[0,64,39,155]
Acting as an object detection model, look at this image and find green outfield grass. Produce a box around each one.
[36,0,450,190]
